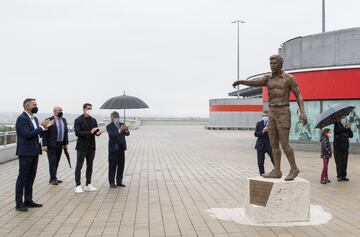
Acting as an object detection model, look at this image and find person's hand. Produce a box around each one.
[232,80,241,88]
[262,127,268,133]
[299,112,308,125]
[96,131,102,136]
[91,127,99,134]
[120,124,128,131]
[42,146,48,152]
[41,119,54,128]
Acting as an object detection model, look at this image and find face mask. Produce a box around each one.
[262,117,268,123]
[113,118,120,123]
[57,112,63,118]
[31,107,38,114]
[85,109,92,116]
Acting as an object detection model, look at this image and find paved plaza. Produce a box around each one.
[0,125,360,237]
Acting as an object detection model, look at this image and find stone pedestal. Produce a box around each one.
[244,176,310,224]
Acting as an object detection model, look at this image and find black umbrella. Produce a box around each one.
[100,91,149,122]
[63,147,71,168]
[315,103,355,128]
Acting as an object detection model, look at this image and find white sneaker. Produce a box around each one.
[84,184,97,192]
[74,185,83,193]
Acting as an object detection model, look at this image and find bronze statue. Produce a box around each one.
[233,54,308,181]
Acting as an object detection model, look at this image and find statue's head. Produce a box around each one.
[269,54,283,73]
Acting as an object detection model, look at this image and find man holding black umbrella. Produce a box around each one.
[334,117,353,181]
[42,106,69,185]
[106,111,129,188]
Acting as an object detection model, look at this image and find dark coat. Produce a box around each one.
[42,116,69,149]
[106,122,130,152]
[74,115,98,151]
[334,121,353,151]
[320,135,332,158]
[15,112,44,156]
[254,119,271,152]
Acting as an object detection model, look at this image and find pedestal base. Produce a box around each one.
[244,176,310,224]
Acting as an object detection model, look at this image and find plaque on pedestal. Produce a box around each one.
[244,176,310,224]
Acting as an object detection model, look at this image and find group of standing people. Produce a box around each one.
[253,111,354,184]
[320,117,353,184]
[15,99,130,212]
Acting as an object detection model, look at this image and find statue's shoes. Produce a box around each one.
[262,170,282,178]
[284,168,299,181]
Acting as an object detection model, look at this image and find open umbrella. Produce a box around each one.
[315,103,355,128]
[100,91,149,122]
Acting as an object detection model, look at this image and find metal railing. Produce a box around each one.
[0,127,76,147]
[0,124,104,147]
[0,131,16,146]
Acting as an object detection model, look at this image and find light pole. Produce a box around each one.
[322,0,325,32]
[232,20,245,98]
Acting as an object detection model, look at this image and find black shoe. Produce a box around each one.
[117,183,126,187]
[337,178,343,181]
[50,180,59,185]
[15,205,28,212]
[110,184,117,188]
[57,180,63,183]
[342,177,349,181]
[24,201,43,208]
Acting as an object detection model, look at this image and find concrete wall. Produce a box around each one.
[208,98,262,129]
[142,119,208,126]
[280,27,360,70]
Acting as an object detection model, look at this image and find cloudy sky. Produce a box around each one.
[0,0,359,117]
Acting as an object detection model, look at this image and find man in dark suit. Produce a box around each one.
[254,111,274,175]
[106,111,130,188]
[15,98,53,212]
[42,106,69,185]
[334,117,353,181]
[74,103,102,193]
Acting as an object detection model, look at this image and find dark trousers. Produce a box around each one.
[15,156,39,207]
[75,150,95,186]
[334,147,349,178]
[108,150,125,185]
[256,149,274,175]
[47,143,63,182]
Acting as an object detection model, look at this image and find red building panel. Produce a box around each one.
[262,68,360,102]
[210,105,263,112]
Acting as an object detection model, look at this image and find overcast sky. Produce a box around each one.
[1,0,359,118]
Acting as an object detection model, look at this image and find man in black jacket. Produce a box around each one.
[74,103,102,193]
[334,117,353,181]
[254,111,274,175]
[106,111,130,188]
[42,106,69,185]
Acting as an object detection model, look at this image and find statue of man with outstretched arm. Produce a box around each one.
[232,54,308,181]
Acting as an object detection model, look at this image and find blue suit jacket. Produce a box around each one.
[15,112,44,156]
[254,119,271,152]
[106,122,130,152]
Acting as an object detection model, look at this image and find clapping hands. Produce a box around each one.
[41,119,54,128]
[91,127,102,136]
[119,124,128,132]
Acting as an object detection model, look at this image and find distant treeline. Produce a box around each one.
[0,126,15,132]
